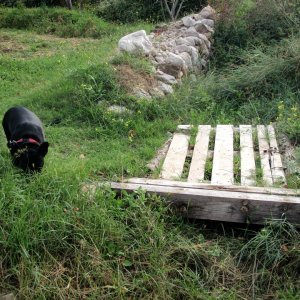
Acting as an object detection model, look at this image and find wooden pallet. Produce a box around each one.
[160,124,286,186]
[91,125,300,224]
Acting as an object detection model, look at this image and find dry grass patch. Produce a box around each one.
[0,30,99,59]
[0,33,27,54]
[116,64,157,95]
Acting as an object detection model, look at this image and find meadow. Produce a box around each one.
[0,2,299,299]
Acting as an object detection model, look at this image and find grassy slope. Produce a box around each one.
[0,6,299,300]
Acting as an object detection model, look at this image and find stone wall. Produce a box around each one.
[118,5,216,99]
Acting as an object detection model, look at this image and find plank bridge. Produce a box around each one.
[93,125,300,224]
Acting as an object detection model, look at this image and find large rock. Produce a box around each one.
[184,27,201,38]
[178,52,193,71]
[198,33,211,48]
[185,36,203,47]
[158,52,187,78]
[176,37,196,47]
[199,42,210,57]
[194,22,214,35]
[182,16,196,27]
[200,18,215,28]
[154,53,165,64]
[132,87,152,99]
[107,105,131,114]
[118,30,152,54]
[198,5,216,20]
[157,81,174,95]
[155,71,177,85]
[149,87,165,98]
[173,45,199,65]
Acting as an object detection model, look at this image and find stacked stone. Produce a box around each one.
[118,5,216,99]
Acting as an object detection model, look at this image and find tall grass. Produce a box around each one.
[210,0,300,68]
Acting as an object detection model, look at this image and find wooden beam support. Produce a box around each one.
[127,178,300,196]
[105,181,300,224]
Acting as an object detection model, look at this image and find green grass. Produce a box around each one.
[0,7,113,38]
[111,52,155,75]
[0,4,300,299]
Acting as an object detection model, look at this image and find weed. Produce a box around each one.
[234,130,240,151]
[238,218,300,298]
[233,154,241,184]
[276,101,300,144]
[204,156,213,181]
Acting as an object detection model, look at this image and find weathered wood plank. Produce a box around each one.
[240,125,256,186]
[177,125,193,131]
[107,182,300,224]
[211,125,234,185]
[188,125,211,182]
[127,178,300,196]
[257,125,273,186]
[267,125,286,184]
[160,133,190,180]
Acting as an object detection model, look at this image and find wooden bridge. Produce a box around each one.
[90,125,300,224]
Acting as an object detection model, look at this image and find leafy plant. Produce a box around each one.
[276,101,300,143]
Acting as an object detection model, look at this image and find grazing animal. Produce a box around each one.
[2,106,49,172]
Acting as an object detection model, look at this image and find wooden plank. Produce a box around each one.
[240,125,256,186]
[188,125,211,182]
[127,178,300,196]
[160,133,190,180]
[177,125,193,131]
[107,182,300,224]
[211,125,234,185]
[257,125,273,186]
[267,125,286,184]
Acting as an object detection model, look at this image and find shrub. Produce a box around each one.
[211,38,300,102]
[0,7,113,38]
[1,0,64,7]
[211,0,300,68]
[276,101,300,143]
[95,0,207,23]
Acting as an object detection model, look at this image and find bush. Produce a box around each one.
[95,0,207,23]
[211,38,300,100]
[276,101,300,143]
[0,7,113,38]
[1,0,64,7]
[211,0,300,68]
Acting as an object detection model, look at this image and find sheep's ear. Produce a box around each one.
[39,142,49,157]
